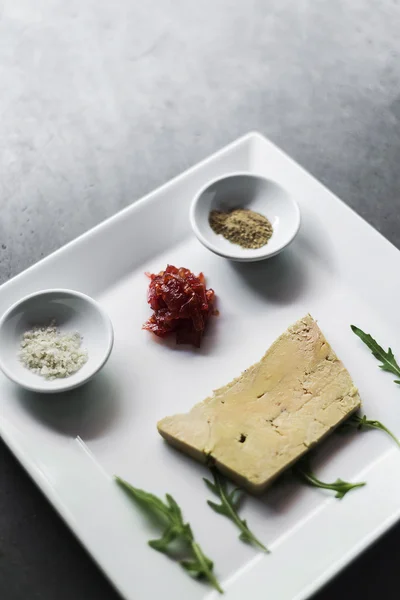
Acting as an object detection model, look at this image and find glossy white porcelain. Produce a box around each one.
[190,173,300,261]
[0,289,114,393]
[1,133,400,600]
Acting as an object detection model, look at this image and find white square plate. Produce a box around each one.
[1,132,400,600]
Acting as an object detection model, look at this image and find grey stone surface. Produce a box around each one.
[1,0,400,598]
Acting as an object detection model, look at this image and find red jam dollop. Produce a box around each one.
[143,265,216,347]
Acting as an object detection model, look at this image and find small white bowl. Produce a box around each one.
[190,173,301,262]
[0,289,114,393]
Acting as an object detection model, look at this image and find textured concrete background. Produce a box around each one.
[1,1,400,598]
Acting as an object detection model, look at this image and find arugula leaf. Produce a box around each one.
[115,478,171,519]
[204,468,268,552]
[115,476,223,593]
[342,413,400,448]
[351,325,400,384]
[185,542,216,585]
[293,457,366,499]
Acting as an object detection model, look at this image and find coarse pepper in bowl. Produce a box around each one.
[190,173,301,262]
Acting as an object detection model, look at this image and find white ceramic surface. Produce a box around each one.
[1,133,400,600]
[190,173,300,261]
[0,289,114,393]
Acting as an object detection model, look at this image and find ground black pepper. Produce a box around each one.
[209,208,273,249]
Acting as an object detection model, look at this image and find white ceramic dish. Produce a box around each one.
[0,289,114,393]
[1,132,400,600]
[190,173,300,261]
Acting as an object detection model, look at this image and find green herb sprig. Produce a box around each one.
[115,476,223,593]
[351,325,400,385]
[204,468,268,552]
[293,457,366,499]
[342,413,400,448]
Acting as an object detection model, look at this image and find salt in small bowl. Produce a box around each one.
[0,289,114,393]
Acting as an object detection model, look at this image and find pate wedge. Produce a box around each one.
[158,315,361,494]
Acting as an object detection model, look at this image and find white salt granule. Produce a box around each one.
[19,322,88,380]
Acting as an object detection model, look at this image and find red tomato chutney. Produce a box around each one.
[143,265,216,347]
